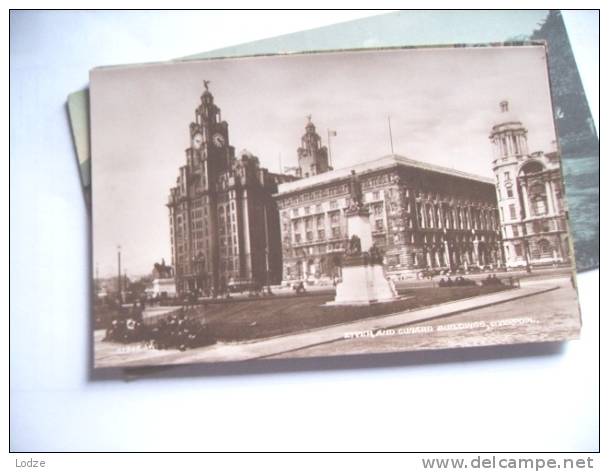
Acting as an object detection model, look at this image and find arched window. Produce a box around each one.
[520,160,544,176]
[427,205,434,228]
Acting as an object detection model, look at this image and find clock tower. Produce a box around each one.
[169,81,291,296]
[184,81,236,292]
[188,80,234,175]
[297,115,331,178]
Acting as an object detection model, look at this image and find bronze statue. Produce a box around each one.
[203,79,211,91]
[346,235,362,256]
[369,243,384,265]
[348,170,364,209]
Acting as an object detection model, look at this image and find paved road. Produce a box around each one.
[281,275,580,359]
[94,275,577,368]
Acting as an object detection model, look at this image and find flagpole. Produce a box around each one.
[263,205,271,294]
[327,129,333,169]
[388,115,394,155]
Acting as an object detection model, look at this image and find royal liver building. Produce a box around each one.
[490,101,571,268]
[167,83,295,295]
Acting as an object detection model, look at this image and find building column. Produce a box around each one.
[426,250,432,268]
[434,250,441,268]
[520,182,530,219]
[241,190,252,277]
[473,238,480,265]
[444,240,452,271]
[546,179,556,215]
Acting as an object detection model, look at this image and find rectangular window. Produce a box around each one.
[373,191,380,200]
[306,231,313,241]
[292,208,299,217]
[507,187,514,198]
[514,244,523,257]
[509,204,516,220]
[375,219,384,231]
[318,229,325,240]
[305,206,310,215]
[295,234,301,243]
[332,227,340,238]
[534,199,547,216]
[330,200,338,209]
[512,225,519,237]
[504,171,510,181]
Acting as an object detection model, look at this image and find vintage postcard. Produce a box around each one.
[90,44,581,369]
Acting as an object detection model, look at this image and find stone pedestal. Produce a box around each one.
[334,262,398,305]
[347,212,373,253]
[332,206,399,305]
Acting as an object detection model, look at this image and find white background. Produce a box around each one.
[8,10,600,453]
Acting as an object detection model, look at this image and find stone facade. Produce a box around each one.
[490,101,571,268]
[275,155,501,281]
[168,83,296,295]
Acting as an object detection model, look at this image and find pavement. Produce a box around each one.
[141,305,181,325]
[94,277,568,368]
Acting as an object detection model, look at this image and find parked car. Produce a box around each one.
[227,279,255,293]
[418,269,441,279]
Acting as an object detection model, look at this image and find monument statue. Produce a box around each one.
[346,235,362,256]
[348,170,364,210]
[203,79,211,91]
[369,243,383,265]
[330,171,399,305]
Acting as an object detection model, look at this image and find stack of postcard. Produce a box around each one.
[70,11,597,373]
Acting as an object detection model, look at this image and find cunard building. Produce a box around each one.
[490,101,570,268]
[275,119,502,280]
[167,83,295,294]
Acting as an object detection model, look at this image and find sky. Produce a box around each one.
[91,45,558,278]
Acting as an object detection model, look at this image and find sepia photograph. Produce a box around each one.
[90,44,582,369]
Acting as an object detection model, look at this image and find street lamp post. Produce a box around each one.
[523,237,532,273]
[117,245,122,305]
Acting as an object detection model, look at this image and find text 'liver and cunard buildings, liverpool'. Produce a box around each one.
[167,82,295,294]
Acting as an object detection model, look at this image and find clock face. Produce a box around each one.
[192,133,203,149]
[212,133,225,148]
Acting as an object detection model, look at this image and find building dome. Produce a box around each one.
[489,100,529,162]
[490,100,525,133]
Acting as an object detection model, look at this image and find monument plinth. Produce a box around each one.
[331,171,399,306]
